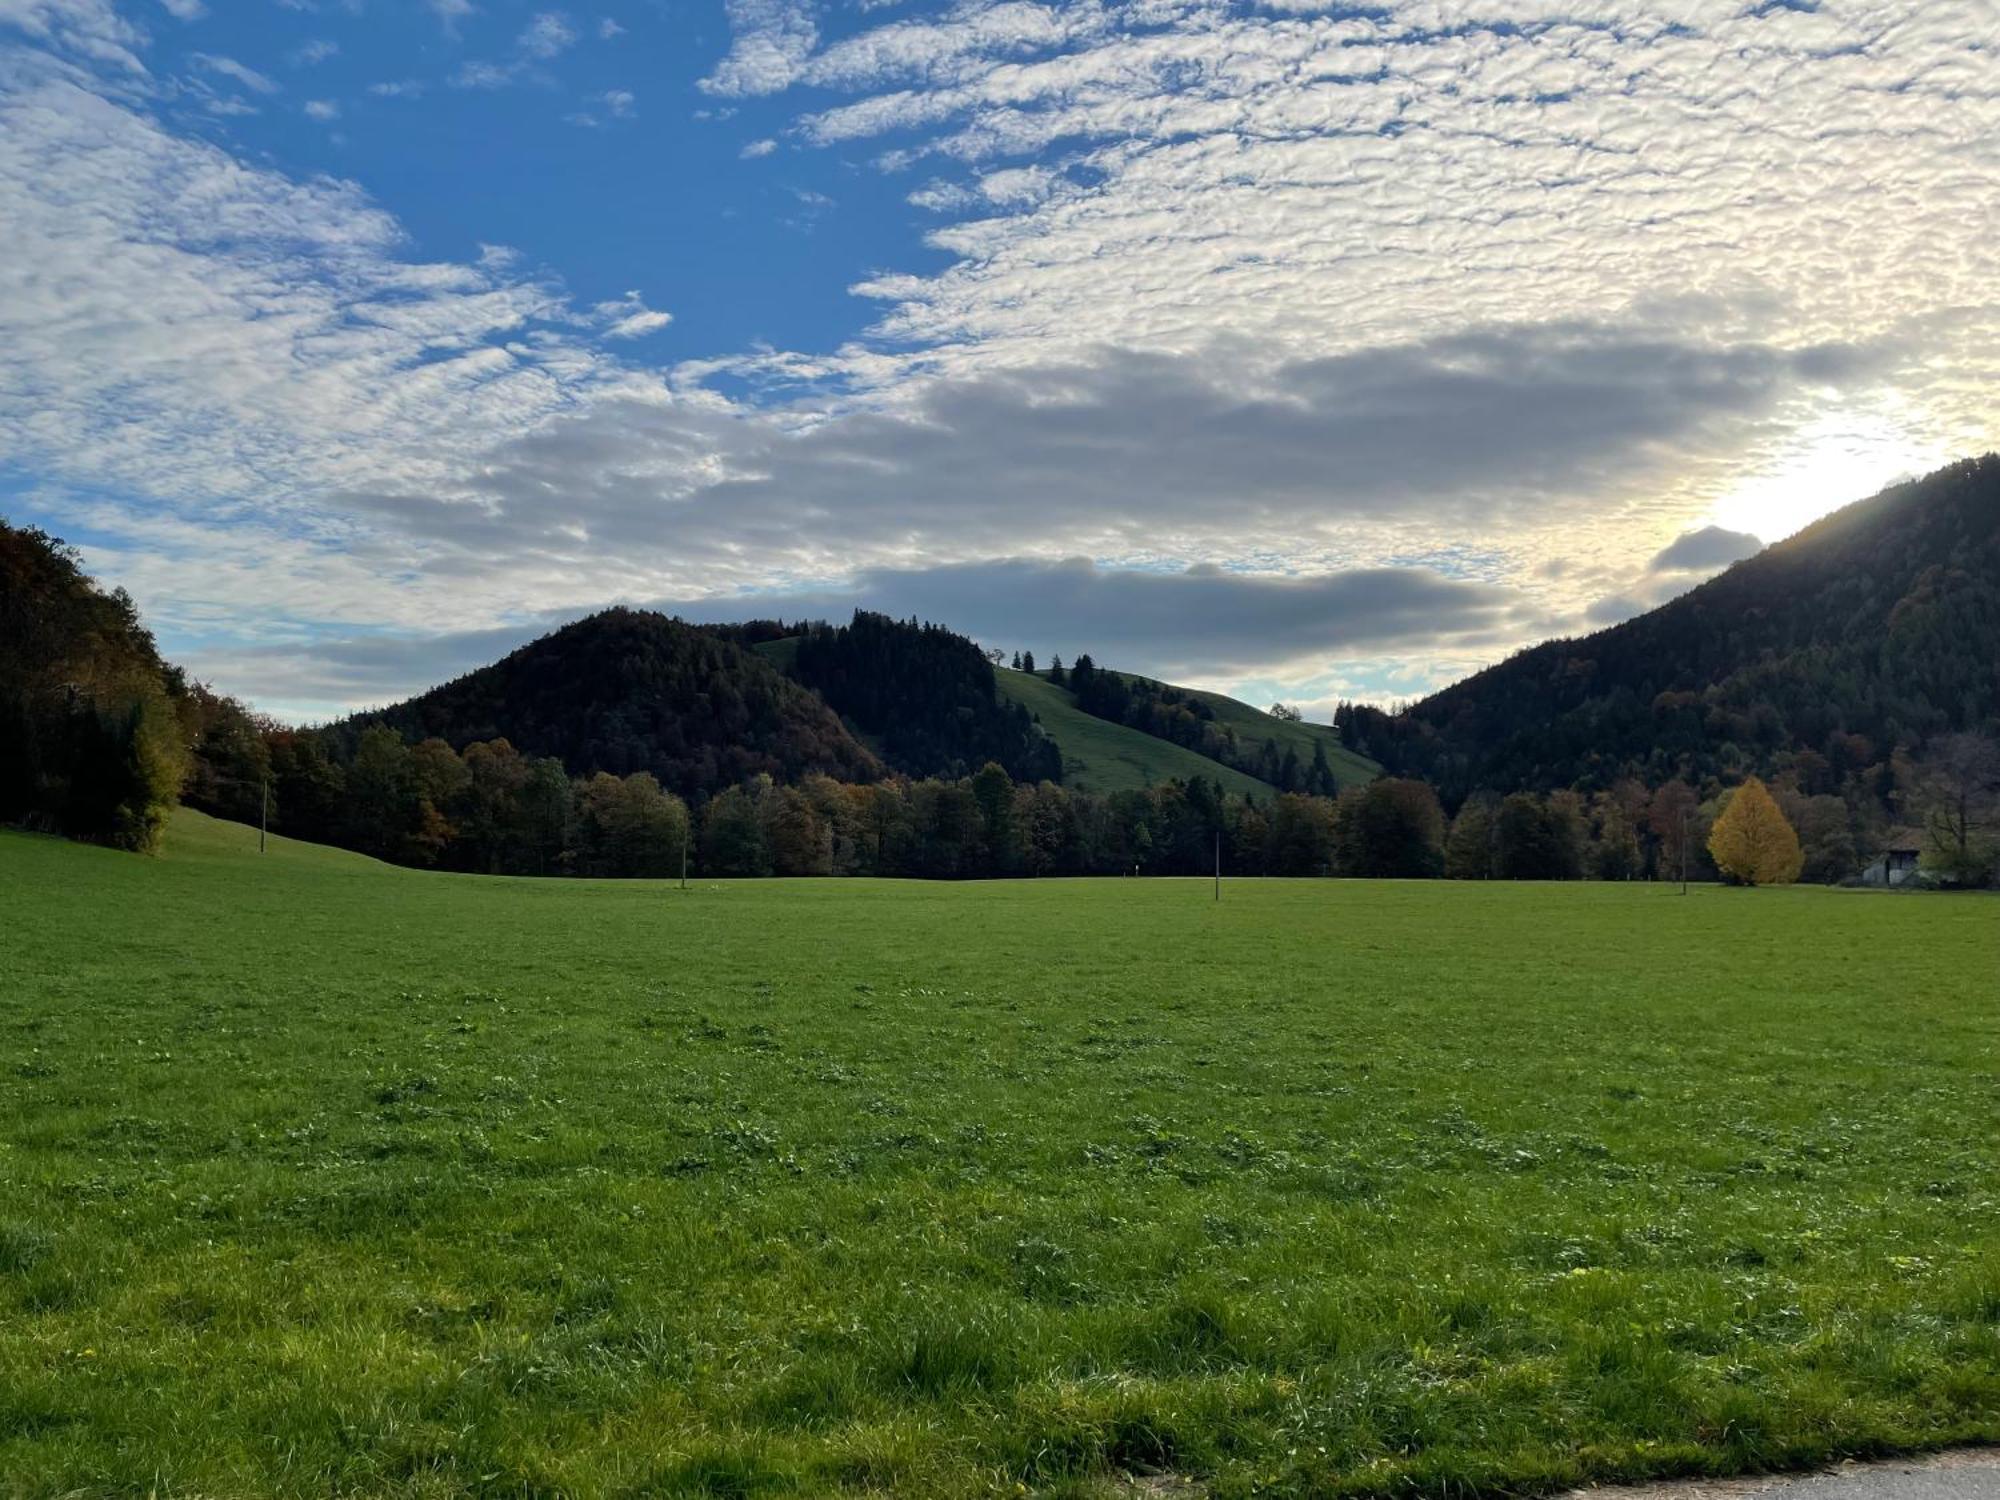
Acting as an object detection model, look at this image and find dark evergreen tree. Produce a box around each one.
[1278,746,1303,792]
[785,611,1061,783]
[1309,739,1337,797]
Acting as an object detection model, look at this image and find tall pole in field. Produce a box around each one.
[259,777,268,854]
[1214,828,1221,902]
[1680,807,1689,895]
[680,821,689,891]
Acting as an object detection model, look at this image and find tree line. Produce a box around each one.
[185,688,2000,887]
[192,698,1426,879]
[9,516,1996,885]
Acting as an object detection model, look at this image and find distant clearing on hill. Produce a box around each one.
[996,667,1283,795]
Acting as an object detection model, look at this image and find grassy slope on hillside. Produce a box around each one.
[753,637,1372,797]
[3,811,1998,1497]
[996,668,1276,797]
[1111,673,1379,788]
[752,636,800,672]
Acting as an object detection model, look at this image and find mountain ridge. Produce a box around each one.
[1340,454,2000,799]
[331,608,883,799]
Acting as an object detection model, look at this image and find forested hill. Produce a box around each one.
[726,613,1369,794]
[727,612,1062,783]
[332,609,882,800]
[1343,455,2000,799]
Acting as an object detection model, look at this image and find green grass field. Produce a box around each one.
[1102,673,1380,790]
[3,812,1997,1499]
[746,639,1371,796]
[995,670,1280,797]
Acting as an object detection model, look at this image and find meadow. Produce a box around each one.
[1,812,1997,1499]
[993,669,1283,798]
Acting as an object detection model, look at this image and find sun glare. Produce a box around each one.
[1709,414,1952,545]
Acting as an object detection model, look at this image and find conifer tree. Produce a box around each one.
[1310,739,1336,797]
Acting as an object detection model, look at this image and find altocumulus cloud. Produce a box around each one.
[2,0,1996,721]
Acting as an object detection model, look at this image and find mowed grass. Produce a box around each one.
[2,812,1998,1500]
[1103,673,1380,789]
[995,670,1279,797]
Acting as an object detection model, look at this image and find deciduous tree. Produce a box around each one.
[1707,776,1804,886]
[1335,778,1445,878]
[1647,780,1700,881]
[1444,795,1497,879]
[1908,733,2000,886]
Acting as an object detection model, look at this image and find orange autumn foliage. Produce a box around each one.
[1708,776,1804,886]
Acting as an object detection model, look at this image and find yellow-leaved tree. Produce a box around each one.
[1707,776,1804,886]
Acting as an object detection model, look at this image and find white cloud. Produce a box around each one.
[740,136,775,158]
[451,59,515,89]
[747,0,1999,423]
[450,11,585,93]
[427,0,473,33]
[0,0,147,73]
[593,291,671,338]
[303,96,337,120]
[158,0,203,21]
[700,0,817,96]
[289,38,337,66]
[190,51,277,94]
[3,0,1997,720]
[907,177,975,211]
[517,10,575,59]
[569,88,635,128]
[597,16,622,39]
[0,74,655,628]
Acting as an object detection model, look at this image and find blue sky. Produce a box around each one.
[154,2,942,360]
[2,0,1994,721]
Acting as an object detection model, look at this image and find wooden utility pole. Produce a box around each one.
[1214,828,1221,901]
[259,777,268,854]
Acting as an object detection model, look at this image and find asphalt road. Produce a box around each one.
[1569,1451,2000,1500]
